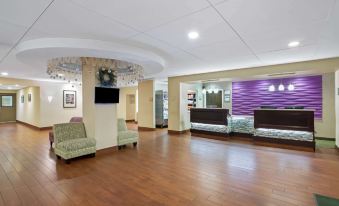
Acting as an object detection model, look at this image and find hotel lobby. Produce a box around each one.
[1,0,339,205]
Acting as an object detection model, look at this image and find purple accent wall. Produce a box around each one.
[232,75,323,118]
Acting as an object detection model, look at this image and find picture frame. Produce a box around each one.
[28,93,32,102]
[1,96,13,107]
[63,90,76,108]
[224,90,231,103]
[21,95,24,103]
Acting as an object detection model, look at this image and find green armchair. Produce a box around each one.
[53,122,96,163]
[118,119,138,149]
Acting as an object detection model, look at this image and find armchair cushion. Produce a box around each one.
[53,123,96,160]
[55,138,96,152]
[117,118,138,146]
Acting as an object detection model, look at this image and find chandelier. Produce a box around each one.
[47,57,82,85]
[116,64,144,87]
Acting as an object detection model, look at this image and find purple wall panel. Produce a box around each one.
[232,75,323,118]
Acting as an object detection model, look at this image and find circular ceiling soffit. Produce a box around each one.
[15,38,165,76]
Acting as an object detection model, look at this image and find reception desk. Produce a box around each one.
[190,108,230,137]
[253,109,315,150]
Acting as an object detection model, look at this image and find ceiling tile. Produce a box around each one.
[186,37,253,61]
[146,7,239,50]
[31,0,138,41]
[0,21,26,45]
[0,0,51,27]
[216,0,335,53]
[257,45,317,65]
[71,0,209,32]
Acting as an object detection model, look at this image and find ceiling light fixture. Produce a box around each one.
[188,31,199,40]
[15,84,19,87]
[288,41,300,48]
[278,83,285,91]
[1,72,8,76]
[288,83,295,91]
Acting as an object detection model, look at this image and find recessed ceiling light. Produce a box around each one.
[7,87,12,90]
[15,84,19,87]
[1,72,8,76]
[288,41,300,48]
[188,31,199,40]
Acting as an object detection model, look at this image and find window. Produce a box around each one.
[1,96,13,107]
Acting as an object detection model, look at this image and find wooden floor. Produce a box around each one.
[0,123,339,206]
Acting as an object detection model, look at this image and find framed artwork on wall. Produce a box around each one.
[63,90,76,108]
[1,96,13,107]
[21,95,24,103]
[224,90,231,103]
[28,93,32,102]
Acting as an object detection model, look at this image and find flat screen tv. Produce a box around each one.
[95,87,120,104]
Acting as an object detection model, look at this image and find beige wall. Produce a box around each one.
[82,61,117,150]
[138,80,155,128]
[314,73,335,138]
[335,70,339,147]
[0,77,83,128]
[117,86,137,121]
[17,87,40,127]
[169,58,339,133]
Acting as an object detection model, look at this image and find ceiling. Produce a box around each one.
[0,0,338,81]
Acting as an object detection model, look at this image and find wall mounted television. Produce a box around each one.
[95,87,120,104]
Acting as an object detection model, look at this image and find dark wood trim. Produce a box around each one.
[190,108,229,126]
[125,120,135,123]
[315,137,335,141]
[96,146,118,155]
[16,120,40,130]
[254,136,315,151]
[138,127,156,131]
[168,130,189,135]
[16,120,52,131]
[191,132,230,141]
[190,129,229,137]
[254,109,314,132]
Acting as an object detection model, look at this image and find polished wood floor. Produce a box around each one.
[0,123,339,206]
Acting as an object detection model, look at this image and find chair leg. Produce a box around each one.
[133,142,137,147]
[91,153,96,158]
[118,146,122,150]
[56,155,61,159]
[65,159,71,164]
[50,141,53,148]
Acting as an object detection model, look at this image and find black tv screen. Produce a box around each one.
[95,87,120,104]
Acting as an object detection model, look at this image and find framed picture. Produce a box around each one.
[224,90,231,103]
[63,90,76,108]
[1,96,13,107]
[28,93,32,102]
[21,95,24,103]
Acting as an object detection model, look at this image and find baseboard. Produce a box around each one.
[138,126,156,131]
[16,120,52,131]
[168,130,189,135]
[96,146,118,155]
[315,137,335,141]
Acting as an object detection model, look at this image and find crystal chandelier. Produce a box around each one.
[116,64,144,87]
[47,57,82,85]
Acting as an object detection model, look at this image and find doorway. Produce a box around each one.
[0,93,16,123]
[126,94,136,121]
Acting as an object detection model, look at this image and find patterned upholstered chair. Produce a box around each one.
[53,122,96,163]
[117,118,138,149]
[49,117,83,148]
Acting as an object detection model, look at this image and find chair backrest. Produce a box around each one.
[70,117,83,123]
[53,122,87,144]
[117,119,127,132]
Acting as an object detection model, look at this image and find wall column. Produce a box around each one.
[82,57,117,150]
[137,80,155,129]
[335,70,339,147]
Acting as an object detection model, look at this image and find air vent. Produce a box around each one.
[267,72,296,77]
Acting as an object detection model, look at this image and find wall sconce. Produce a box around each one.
[268,85,275,92]
[288,83,295,91]
[208,89,213,94]
[213,89,219,93]
[47,96,53,103]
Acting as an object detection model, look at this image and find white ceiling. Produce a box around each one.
[0,0,338,81]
